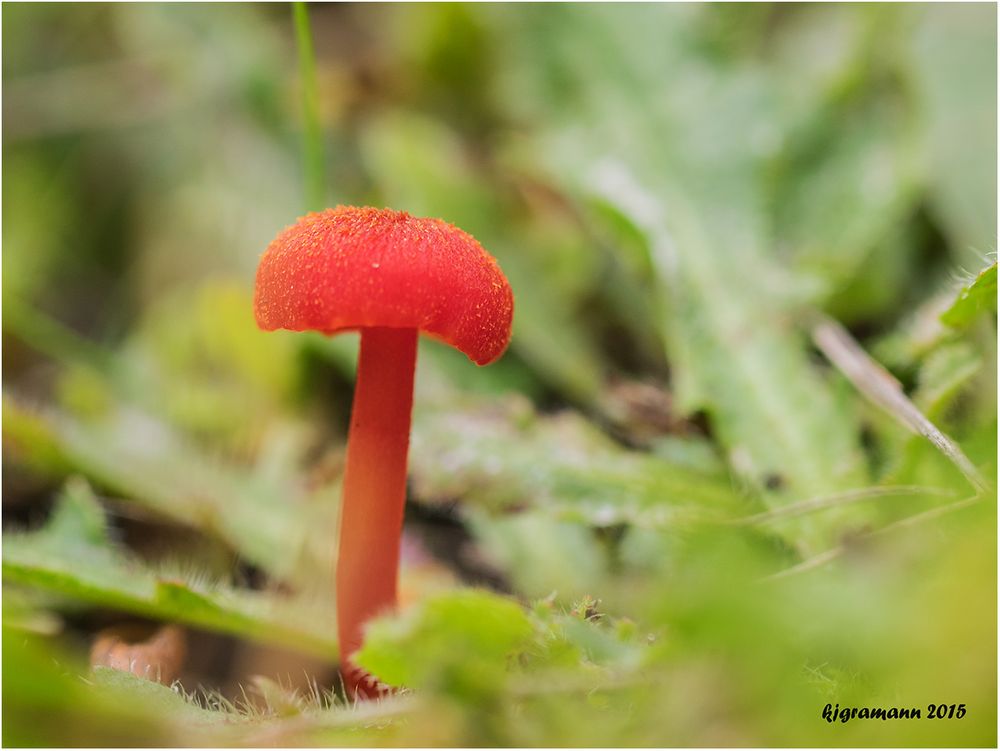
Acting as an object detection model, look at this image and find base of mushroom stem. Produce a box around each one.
[342,663,394,701]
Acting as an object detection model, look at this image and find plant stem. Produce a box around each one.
[292,1,325,211]
[336,327,418,698]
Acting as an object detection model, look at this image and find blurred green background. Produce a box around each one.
[3,2,997,746]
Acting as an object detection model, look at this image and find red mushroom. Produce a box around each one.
[254,206,513,698]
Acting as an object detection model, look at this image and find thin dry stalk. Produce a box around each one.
[811,316,989,494]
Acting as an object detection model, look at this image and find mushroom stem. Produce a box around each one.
[336,326,417,699]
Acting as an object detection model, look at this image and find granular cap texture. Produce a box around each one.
[254,207,514,365]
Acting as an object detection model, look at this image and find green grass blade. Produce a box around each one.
[292,1,325,211]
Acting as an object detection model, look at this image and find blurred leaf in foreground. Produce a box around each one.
[3,628,187,746]
[356,589,532,695]
[3,396,334,583]
[2,477,339,659]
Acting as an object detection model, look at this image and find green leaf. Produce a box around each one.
[411,396,739,525]
[411,396,743,606]
[525,597,651,676]
[571,168,869,554]
[2,479,339,659]
[44,475,110,545]
[493,4,874,553]
[3,397,333,583]
[940,262,998,329]
[3,628,184,747]
[355,589,533,693]
[90,667,217,722]
[468,513,607,603]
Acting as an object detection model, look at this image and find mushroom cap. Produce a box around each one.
[254,206,514,365]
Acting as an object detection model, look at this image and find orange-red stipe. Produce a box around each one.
[336,327,415,698]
